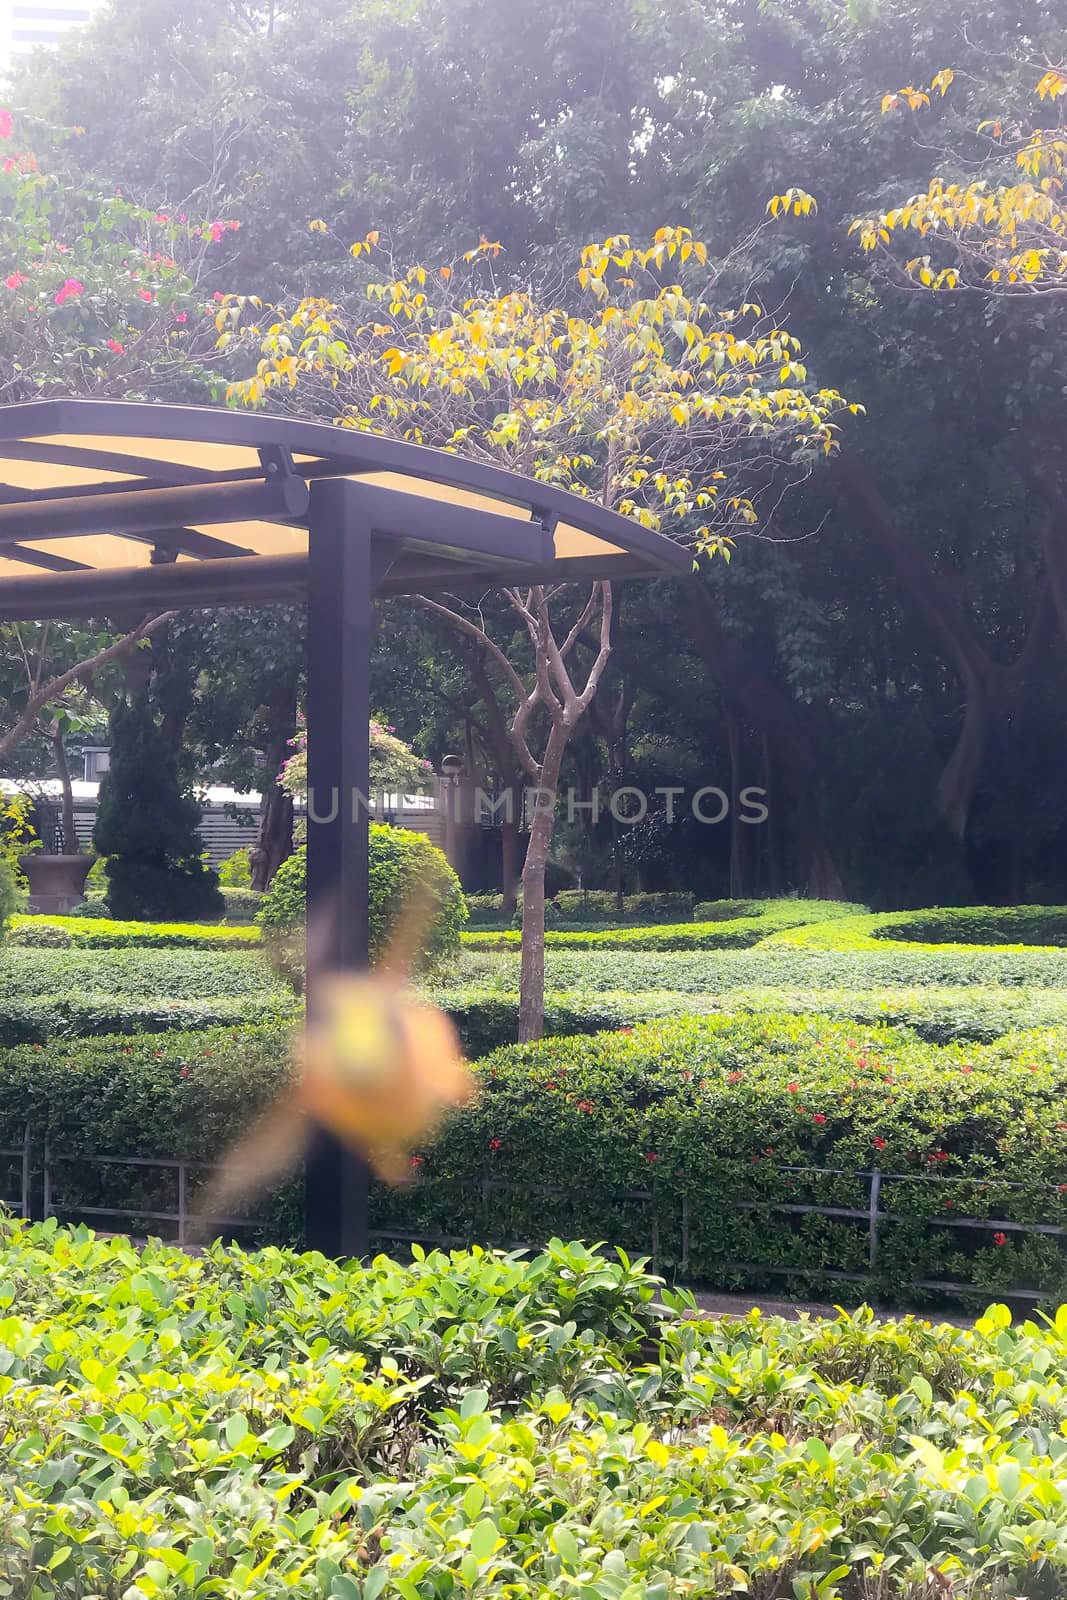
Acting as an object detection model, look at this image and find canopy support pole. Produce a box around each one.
[304,477,373,1259]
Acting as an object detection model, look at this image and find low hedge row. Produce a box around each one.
[6,1014,1067,1306]
[0,992,300,1046]
[11,1226,1067,1599]
[455,941,1067,992]
[464,893,861,931]
[431,983,1067,1051]
[463,899,867,952]
[0,948,278,1000]
[8,914,261,949]
[382,1013,1067,1307]
[776,904,1067,952]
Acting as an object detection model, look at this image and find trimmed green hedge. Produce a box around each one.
[258,827,467,970]
[454,941,1067,992]
[6,1014,1067,1306]
[464,898,867,952]
[382,1013,1067,1307]
[8,914,261,949]
[430,983,1067,1052]
[0,948,279,1000]
[776,904,1067,952]
[11,1226,1067,1598]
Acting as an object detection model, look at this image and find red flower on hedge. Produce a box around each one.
[813,1113,826,1125]
[727,1071,743,1084]
[106,338,125,354]
[787,1082,800,1094]
[139,289,154,302]
[54,277,84,306]
[646,1152,659,1164]
[872,1136,886,1151]
[576,1100,595,1114]
[489,1138,501,1152]
[993,1232,1006,1247]
[180,1067,189,1079]
[0,110,12,139]
[4,271,25,290]
[961,1064,973,1074]
[410,1155,423,1169]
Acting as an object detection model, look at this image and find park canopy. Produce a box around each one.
[0,398,688,619]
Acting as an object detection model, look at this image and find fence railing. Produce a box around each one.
[3,1131,1065,1302]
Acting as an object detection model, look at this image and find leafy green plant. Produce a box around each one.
[93,694,224,922]
[7,914,259,949]
[0,856,22,941]
[218,846,253,887]
[258,826,467,971]
[3,1222,1067,1597]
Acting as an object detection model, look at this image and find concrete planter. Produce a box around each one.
[19,853,96,916]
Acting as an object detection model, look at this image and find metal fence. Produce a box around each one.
[2,1132,1065,1302]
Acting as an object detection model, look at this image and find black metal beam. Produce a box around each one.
[3,544,91,573]
[354,482,552,566]
[304,477,372,1260]
[0,552,308,620]
[0,472,310,542]
[376,551,661,595]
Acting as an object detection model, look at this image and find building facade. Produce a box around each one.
[0,0,100,65]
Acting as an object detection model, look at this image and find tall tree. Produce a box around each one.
[227,225,853,1034]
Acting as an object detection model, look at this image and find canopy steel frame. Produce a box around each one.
[0,398,689,1259]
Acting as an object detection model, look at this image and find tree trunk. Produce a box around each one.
[500,800,521,917]
[251,785,294,891]
[52,728,78,853]
[518,731,565,1043]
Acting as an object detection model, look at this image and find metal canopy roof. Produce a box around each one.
[0,399,689,619]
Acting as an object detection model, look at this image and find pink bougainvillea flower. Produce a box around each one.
[53,277,84,306]
[174,310,187,323]
[153,212,170,223]
[0,110,12,139]
[106,337,125,354]
[139,289,154,302]
[4,271,25,290]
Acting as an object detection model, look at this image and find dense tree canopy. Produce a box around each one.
[8,0,1067,909]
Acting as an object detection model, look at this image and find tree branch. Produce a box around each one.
[0,612,175,763]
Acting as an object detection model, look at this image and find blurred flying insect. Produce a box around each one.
[191,880,475,1240]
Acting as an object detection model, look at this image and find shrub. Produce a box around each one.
[0,856,20,941]
[93,694,223,921]
[220,885,262,922]
[69,895,114,918]
[7,914,260,949]
[218,846,253,887]
[5,1226,1067,1599]
[452,941,1067,993]
[381,1013,1067,1308]
[258,826,467,969]
[776,905,1067,953]
[0,947,281,1001]
[8,1012,1067,1308]
[549,889,696,923]
[464,899,867,952]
